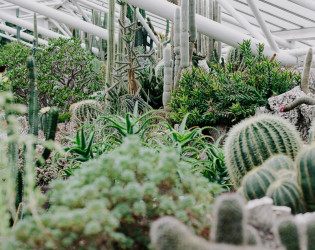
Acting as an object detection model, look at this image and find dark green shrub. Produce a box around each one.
[11,136,219,249]
[170,41,299,128]
[0,38,103,112]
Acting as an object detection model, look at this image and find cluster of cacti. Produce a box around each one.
[69,99,103,126]
[150,193,267,250]
[224,114,302,187]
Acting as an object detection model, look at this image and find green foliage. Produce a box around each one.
[170,40,299,128]
[224,114,302,187]
[277,218,300,250]
[12,136,219,249]
[0,39,103,112]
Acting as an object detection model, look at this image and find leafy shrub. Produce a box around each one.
[0,38,103,112]
[11,136,220,249]
[170,41,299,128]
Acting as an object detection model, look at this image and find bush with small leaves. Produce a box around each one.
[11,136,219,249]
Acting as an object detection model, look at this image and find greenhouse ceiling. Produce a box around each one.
[0,0,315,66]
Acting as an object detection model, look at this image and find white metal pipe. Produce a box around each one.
[288,47,315,57]
[0,23,49,45]
[216,0,266,43]
[5,0,110,41]
[0,10,66,39]
[289,0,315,12]
[221,13,294,49]
[75,0,120,19]
[0,32,32,47]
[49,18,71,37]
[122,0,297,65]
[246,0,279,52]
[136,8,159,45]
[61,23,72,37]
[72,0,92,23]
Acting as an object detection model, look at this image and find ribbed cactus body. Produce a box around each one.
[242,167,276,200]
[297,145,315,211]
[262,155,296,173]
[27,56,38,137]
[163,45,172,110]
[180,0,189,68]
[266,179,305,214]
[70,100,102,125]
[211,194,245,245]
[277,169,297,180]
[39,108,50,133]
[277,218,300,250]
[224,114,302,187]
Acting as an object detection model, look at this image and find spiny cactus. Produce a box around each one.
[173,7,181,89]
[301,48,312,94]
[188,0,196,64]
[277,169,297,180]
[70,100,102,126]
[211,193,246,245]
[308,119,315,144]
[296,145,315,211]
[39,107,59,165]
[27,56,38,137]
[262,154,296,172]
[266,178,305,214]
[105,0,115,89]
[246,225,261,246]
[242,167,277,200]
[277,218,300,250]
[282,96,315,112]
[180,0,189,68]
[163,45,172,111]
[224,114,302,187]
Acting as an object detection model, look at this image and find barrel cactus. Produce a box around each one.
[242,167,277,201]
[266,178,305,214]
[296,145,315,211]
[262,154,296,173]
[70,100,102,125]
[224,114,302,187]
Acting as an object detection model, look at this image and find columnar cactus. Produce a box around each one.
[224,114,302,187]
[242,167,277,200]
[27,56,38,137]
[211,193,246,245]
[173,7,181,89]
[180,0,189,68]
[277,218,300,250]
[301,48,312,94]
[266,179,305,214]
[163,45,172,111]
[296,145,315,211]
[188,0,196,64]
[106,0,115,90]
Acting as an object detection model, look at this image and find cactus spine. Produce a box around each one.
[277,218,300,250]
[242,167,277,200]
[27,56,38,137]
[70,100,103,126]
[163,45,172,111]
[106,0,115,96]
[296,145,315,211]
[224,114,302,187]
[266,179,305,214]
[211,194,245,245]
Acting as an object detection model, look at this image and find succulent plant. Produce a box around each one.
[266,178,305,214]
[70,100,103,126]
[27,56,38,137]
[296,144,315,211]
[306,218,315,250]
[262,154,296,173]
[12,136,217,249]
[210,193,246,245]
[163,45,172,110]
[242,166,277,201]
[277,218,300,250]
[224,114,302,187]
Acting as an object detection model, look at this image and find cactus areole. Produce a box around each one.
[224,114,302,187]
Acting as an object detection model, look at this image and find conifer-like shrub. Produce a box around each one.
[170,41,299,128]
[11,136,217,250]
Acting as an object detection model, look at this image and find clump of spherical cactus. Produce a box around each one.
[11,136,217,249]
[224,114,302,187]
[277,218,300,250]
[70,99,103,126]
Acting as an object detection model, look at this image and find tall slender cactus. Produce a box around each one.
[301,48,312,94]
[27,56,38,137]
[106,0,116,100]
[189,0,196,64]
[163,45,172,111]
[173,7,181,89]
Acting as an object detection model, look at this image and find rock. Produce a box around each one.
[272,206,291,220]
